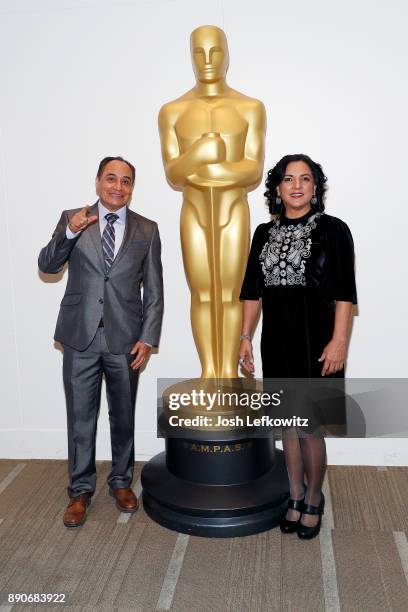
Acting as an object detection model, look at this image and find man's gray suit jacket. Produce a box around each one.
[38,202,163,354]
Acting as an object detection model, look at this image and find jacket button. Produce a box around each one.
[98,298,103,304]
[104,276,109,282]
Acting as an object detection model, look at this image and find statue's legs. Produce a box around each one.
[181,198,217,378]
[181,194,249,378]
[218,196,249,377]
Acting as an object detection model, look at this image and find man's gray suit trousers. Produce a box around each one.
[62,327,139,498]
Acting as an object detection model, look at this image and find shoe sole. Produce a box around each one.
[63,514,88,528]
[297,529,321,540]
[280,524,299,534]
[63,498,90,528]
[297,517,323,539]
[109,489,139,513]
[114,502,139,513]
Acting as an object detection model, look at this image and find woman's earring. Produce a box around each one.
[311,195,317,206]
[276,195,282,205]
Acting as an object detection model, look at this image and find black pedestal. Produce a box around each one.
[141,433,289,538]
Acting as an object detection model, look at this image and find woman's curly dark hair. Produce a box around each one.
[264,154,328,215]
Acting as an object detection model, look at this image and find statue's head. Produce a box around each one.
[190,25,229,83]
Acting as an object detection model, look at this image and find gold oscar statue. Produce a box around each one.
[142,33,287,536]
[159,25,266,378]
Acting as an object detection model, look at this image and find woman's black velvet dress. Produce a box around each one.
[240,211,357,432]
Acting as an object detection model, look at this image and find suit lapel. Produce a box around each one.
[87,202,105,270]
[109,207,136,271]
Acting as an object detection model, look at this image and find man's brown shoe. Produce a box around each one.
[109,487,139,513]
[63,494,90,528]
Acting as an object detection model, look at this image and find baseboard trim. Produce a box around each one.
[1,430,408,465]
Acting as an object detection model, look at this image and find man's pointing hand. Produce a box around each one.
[68,205,98,234]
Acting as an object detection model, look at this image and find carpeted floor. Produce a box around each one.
[0,460,407,611]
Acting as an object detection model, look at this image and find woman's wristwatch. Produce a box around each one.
[240,334,252,342]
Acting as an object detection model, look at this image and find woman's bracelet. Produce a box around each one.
[240,334,252,342]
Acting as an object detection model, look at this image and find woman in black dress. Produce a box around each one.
[239,154,357,539]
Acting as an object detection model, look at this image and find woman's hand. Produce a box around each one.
[239,339,255,374]
[318,337,347,376]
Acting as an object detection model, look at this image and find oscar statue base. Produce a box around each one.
[141,435,289,538]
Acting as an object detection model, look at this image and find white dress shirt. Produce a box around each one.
[66,200,127,258]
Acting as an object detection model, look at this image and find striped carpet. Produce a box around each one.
[0,461,407,611]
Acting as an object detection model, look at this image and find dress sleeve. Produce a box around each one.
[325,218,357,304]
[240,224,265,300]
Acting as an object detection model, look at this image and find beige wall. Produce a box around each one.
[0,0,406,463]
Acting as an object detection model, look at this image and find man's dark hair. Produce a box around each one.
[264,153,327,215]
[97,156,136,184]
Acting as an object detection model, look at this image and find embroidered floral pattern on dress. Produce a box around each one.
[259,213,321,286]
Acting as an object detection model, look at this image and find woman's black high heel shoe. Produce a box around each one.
[297,492,325,540]
[279,497,305,534]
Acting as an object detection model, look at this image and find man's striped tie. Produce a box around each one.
[102,213,118,270]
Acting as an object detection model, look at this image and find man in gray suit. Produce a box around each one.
[39,156,163,527]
